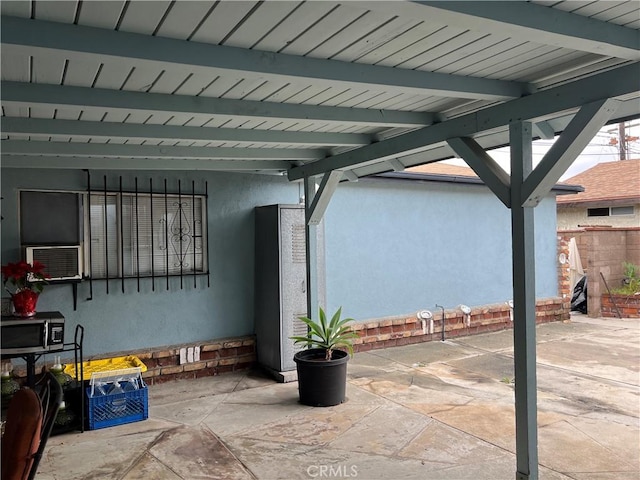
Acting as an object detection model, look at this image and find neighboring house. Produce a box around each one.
[557,159,640,230]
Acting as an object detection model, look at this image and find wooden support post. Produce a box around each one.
[510,121,539,480]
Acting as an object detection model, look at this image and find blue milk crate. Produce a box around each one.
[86,368,148,430]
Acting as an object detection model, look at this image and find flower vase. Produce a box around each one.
[11,289,39,317]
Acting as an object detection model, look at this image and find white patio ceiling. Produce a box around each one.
[1,0,639,179]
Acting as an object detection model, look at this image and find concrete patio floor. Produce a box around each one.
[36,315,639,480]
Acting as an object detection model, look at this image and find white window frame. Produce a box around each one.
[610,206,634,216]
[587,205,635,217]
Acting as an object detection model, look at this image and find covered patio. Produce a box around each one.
[34,315,639,479]
[2,2,639,479]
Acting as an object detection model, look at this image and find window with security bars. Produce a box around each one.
[87,192,207,279]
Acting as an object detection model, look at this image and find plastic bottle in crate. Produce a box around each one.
[108,382,127,416]
[93,381,107,396]
[122,379,139,392]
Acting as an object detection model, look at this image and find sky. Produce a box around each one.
[444,121,640,181]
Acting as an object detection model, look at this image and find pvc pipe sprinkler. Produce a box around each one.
[460,304,471,327]
[435,304,445,341]
[417,310,433,334]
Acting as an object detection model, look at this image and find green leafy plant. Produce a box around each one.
[623,261,639,280]
[290,307,358,361]
[613,261,640,295]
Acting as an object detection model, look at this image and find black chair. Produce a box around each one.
[1,372,63,480]
[29,372,63,480]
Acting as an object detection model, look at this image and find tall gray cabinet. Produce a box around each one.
[254,204,325,380]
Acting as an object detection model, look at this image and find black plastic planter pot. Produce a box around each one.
[293,348,349,407]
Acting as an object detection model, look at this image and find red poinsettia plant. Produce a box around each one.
[2,260,49,294]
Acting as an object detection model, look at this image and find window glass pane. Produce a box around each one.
[88,192,206,279]
[89,194,119,278]
[587,208,609,217]
[611,206,634,216]
[121,196,143,277]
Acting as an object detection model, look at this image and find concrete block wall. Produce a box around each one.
[559,227,640,316]
[628,229,640,267]
[350,298,568,352]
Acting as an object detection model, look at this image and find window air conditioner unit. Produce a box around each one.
[25,245,83,281]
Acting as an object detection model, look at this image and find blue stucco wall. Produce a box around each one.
[1,168,300,357]
[324,177,559,320]
[1,168,559,358]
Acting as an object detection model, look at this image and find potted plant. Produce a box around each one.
[290,307,358,407]
[2,260,48,317]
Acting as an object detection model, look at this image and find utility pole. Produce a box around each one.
[608,122,638,160]
[618,123,627,160]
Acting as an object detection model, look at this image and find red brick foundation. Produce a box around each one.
[351,297,568,353]
[4,335,257,386]
[601,294,640,318]
[5,297,568,383]
[557,235,572,310]
[137,336,256,385]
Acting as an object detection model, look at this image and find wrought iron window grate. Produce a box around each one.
[86,174,209,294]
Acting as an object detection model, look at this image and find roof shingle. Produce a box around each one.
[557,159,640,205]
